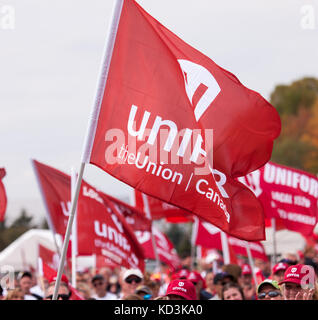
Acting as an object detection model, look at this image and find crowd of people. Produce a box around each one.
[1,246,318,301]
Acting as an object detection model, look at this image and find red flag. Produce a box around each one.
[85,0,281,241]
[32,159,150,235]
[77,180,145,271]
[238,161,318,236]
[33,159,145,270]
[195,220,268,262]
[101,192,151,231]
[0,168,7,222]
[32,160,71,235]
[38,244,59,270]
[135,227,181,270]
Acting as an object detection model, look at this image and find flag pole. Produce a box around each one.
[271,218,277,264]
[190,217,199,270]
[220,231,230,265]
[245,241,258,286]
[142,194,161,273]
[52,162,85,300]
[52,0,124,300]
[71,167,78,288]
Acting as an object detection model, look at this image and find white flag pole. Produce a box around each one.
[191,217,199,269]
[220,231,230,265]
[71,167,78,288]
[52,0,124,300]
[244,241,258,286]
[142,193,161,273]
[271,218,277,265]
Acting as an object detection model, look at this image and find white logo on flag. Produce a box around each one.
[177,59,221,122]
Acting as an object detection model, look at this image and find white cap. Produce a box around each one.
[122,268,143,281]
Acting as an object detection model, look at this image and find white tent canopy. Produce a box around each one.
[0,229,59,271]
[0,229,96,272]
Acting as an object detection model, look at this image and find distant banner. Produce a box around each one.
[238,161,318,236]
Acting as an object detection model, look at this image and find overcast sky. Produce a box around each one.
[0,0,317,225]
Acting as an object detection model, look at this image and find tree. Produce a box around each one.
[270,77,318,174]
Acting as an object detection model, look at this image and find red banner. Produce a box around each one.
[86,0,281,241]
[135,227,181,270]
[77,180,145,271]
[0,168,8,222]
[195,220,268,261]
[238,161,318,236]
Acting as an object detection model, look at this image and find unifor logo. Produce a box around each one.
[291,268,297,273]
[178,281,184,287]
[177,60,221,122]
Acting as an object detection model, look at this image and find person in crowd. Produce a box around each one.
[91,274,117,300]
[107,274,121,298]
[221,282,245,300]
[119,268,144,299]
[209,272,235,300]
[44,274,71,300]
[271,262,289,284]
[187,270,213,300]
[303,246,318,275]
[254,258,271,280]
[171,268,190,280]
[76,282,92,300]
[135,285,153,300]
[204,271,215,297]
[222,264,241,283]
[256,279,282,300]
[164,279,197,300]
[239,264,256,300]
[4,288,24,300]
[279,264,316,300]
[145,278,161,299]
[18,271,42,300]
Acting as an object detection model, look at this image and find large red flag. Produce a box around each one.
[238,161,318,236]
[0,168,8,222]
[85,0,281,241]
[135,227,181,270]
[38,244,60,270]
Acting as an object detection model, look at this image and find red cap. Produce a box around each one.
[187,271,206,288]
[49,274,69,286]
[172,268,190,280]
[279,264,316,286]
[242,264,252,276]
[166,279,197,300]
[272,262,288,275]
